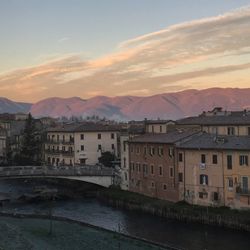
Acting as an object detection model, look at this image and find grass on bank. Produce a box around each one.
[99,186,250,225]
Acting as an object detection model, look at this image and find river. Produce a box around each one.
[1,179,250,250]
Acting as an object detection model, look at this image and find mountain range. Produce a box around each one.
[1,88,250,120]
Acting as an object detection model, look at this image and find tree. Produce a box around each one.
[98,151,115,168]
[16,113,42,165]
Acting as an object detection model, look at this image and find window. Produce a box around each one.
[151,181,155,188]
[81,145,84,151]
[136,146,140,154]
[169,147,174,157]
[152,126,154,133]
[123,142,126,152]
[111,133,115,139]
[178,153,183,162]
[130,162,135,171]
[227,127,235,135]
[228,178,233,189]
[212,154,218,164]
[242,176,249,192]
[136,163,141,172]
[200,174,208,185]
[201,154,206,164]
[112,144,115,150]
[136,163,139,172]
[123,157,126,168]
[143,146,147,155]
[80,134,84,140]
[169,167,174,178]
[163,184,167,190]
[178,173,183,182]
[143,164,148,175]
[98,133,101,139]
[62,146,65,152]
[57,135,59,142]
[80,159,86,165]
[150,165,154,174]
[248,127,250,136]
[98,144,102,151]
[149,146,155,155]
[160,125,162,133]
[199,192,208,199]
[213,192,219,201]
[158,147,163,156]
[227,155,232,169]
[240,155,248,166]
[159,166,163,176]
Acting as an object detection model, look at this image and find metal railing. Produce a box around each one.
[236,186,250,195]
[44,150,74,156]
[45,139,74,145]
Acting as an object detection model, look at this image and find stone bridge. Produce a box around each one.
[0,165,118,188]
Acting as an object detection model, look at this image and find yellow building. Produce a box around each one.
[177,133,250,209]
[145,120,176,133]
[177,108,250,136]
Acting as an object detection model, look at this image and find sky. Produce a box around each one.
[0,0,250,103]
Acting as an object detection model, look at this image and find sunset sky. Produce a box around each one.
[1,0,250,102]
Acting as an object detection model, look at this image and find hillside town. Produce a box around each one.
[0,107,250,210]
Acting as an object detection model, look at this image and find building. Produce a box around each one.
[120,134,129,190]
[45,123,120,166]
[177,133,250,208]
[74,123,120,165]
[0,128,7,165]
[145,119,176,133]
[177,108,250,136]
[120,124,145,190]
[128,130,198,202]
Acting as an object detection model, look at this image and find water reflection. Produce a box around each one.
[1,180,250,250]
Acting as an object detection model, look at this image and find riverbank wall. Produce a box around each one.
[97,187,250,232]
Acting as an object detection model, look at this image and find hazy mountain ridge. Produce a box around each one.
[0,97,32,114]
[1,88,250,120]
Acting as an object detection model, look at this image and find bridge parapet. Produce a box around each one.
[0,165,114,178]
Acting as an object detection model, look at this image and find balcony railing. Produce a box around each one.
[236,186,250,195]
[45,139,74,145]
[45,149,74,156]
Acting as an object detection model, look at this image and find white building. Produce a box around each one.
[45,123,120,166]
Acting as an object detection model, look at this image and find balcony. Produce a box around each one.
[45,149,74,156]
[236,186,250,196]
[45,139,74,145]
